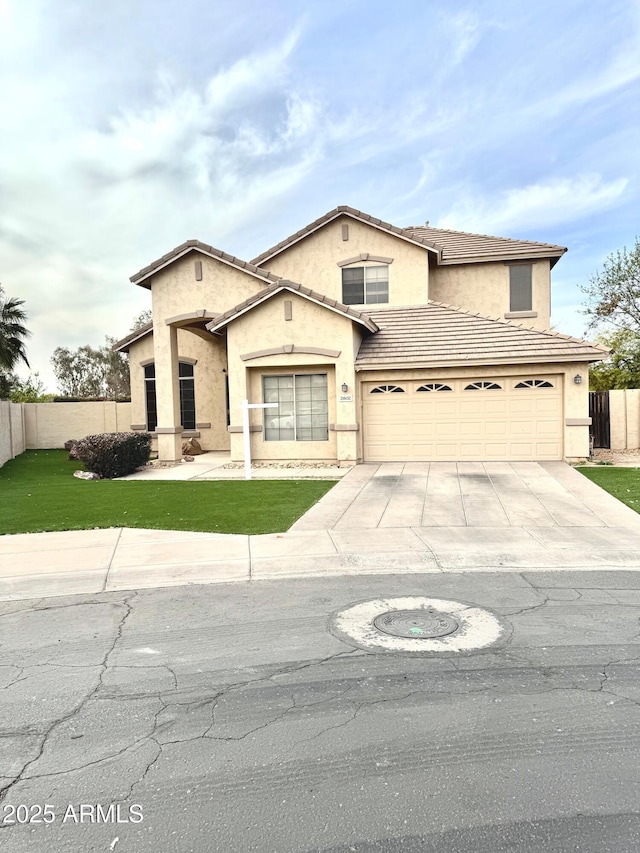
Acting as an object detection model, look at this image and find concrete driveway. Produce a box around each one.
[1,462,639,600]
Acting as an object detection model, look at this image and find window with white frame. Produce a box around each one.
[342,266,389,305]
[263,374,328,441]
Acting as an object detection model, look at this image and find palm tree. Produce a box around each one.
[0,286,31,371]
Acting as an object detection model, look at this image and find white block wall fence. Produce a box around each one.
[0,401,26,468]
[0,401,132,468]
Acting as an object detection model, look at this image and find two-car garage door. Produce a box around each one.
[363,376,563,461]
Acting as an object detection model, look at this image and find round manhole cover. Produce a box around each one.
[373,608,459,639]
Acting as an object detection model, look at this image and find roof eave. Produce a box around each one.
[355,351,605,370]
[206,283,379,335]
[112,323,153,352]
[437,249,567,267]
[130,242,278,289]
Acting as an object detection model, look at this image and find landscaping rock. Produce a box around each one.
[65,439,80,460]
[73,470,100,480]
[182,438,203,456]
[182,455,195,462]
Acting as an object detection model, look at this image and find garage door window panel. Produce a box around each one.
[515,379,554,389]
[464,381,503,390]
[263,374,328,442]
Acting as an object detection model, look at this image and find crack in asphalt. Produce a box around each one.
[0,591,138,803]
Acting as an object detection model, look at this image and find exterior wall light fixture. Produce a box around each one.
[341,383,349,393]
[574,375,582,384]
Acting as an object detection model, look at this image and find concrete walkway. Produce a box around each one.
[1,462,639,601]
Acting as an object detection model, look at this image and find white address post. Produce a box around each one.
[240,399,278,481]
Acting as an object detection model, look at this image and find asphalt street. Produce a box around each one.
[3,570,640,852]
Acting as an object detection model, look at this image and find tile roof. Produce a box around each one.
[112,322,153,352]
[249,205,443,267]
[206,280,379,334]
[130,239,281,289]
[404,225,567,267]
[249,205,566,269]
[355,303,607,368]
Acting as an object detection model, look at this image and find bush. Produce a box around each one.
[76,432,152,479]
[53,396,131,403]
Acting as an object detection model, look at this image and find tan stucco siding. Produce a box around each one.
[264,216,430,306]
[225,291,363,462]
[429,260,551,330]
[127,329,229,451]
[150,253,268,319]
[357,362,590,461]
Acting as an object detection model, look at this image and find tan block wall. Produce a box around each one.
[128,329,230,452]
[23,402,132,449]
[264,216,430,306]
[226,291,362,462]
[609,389,640,450]
[0,401,26,468]
[429,260,551,330]
[357,361,590,461]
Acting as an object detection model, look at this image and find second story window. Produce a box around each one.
[509,264,532,312]
[342,265,389,305]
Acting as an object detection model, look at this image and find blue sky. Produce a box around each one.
[1,0,639,391]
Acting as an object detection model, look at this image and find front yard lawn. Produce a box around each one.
[576,466,640,514]
[0,450,337,535]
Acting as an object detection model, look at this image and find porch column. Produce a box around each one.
[154,323,183,461]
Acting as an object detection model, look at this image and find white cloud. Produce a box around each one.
[436,174,629,234]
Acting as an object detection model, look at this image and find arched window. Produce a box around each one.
[369,384,406,394]
[144,362,196,431]
[416,383,452,392]
[464,381,502,391]
[514,379,554,389]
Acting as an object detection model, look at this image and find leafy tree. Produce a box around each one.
[51,339,130,398]
[0,371,14,399]
[589,329,640,390]
[0,285,30,372]
[8,373,55,402]
[50,311,151,399]
[131,309,152,331]
[582,237,640,331]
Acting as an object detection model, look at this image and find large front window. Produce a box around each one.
[144,362,196,431]
[263,374,329,441]
[342,265,389,305]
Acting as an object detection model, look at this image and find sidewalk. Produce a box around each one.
[1,462,640,601]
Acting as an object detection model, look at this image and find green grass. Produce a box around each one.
[0,450,337,535]
[576,466,640,514]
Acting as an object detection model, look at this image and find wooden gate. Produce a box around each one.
[589,391,610,448]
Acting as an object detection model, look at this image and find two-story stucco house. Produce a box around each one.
[114,206,605,465]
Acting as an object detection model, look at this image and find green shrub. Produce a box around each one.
[76,432,152,479]
[53,396,131,403]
